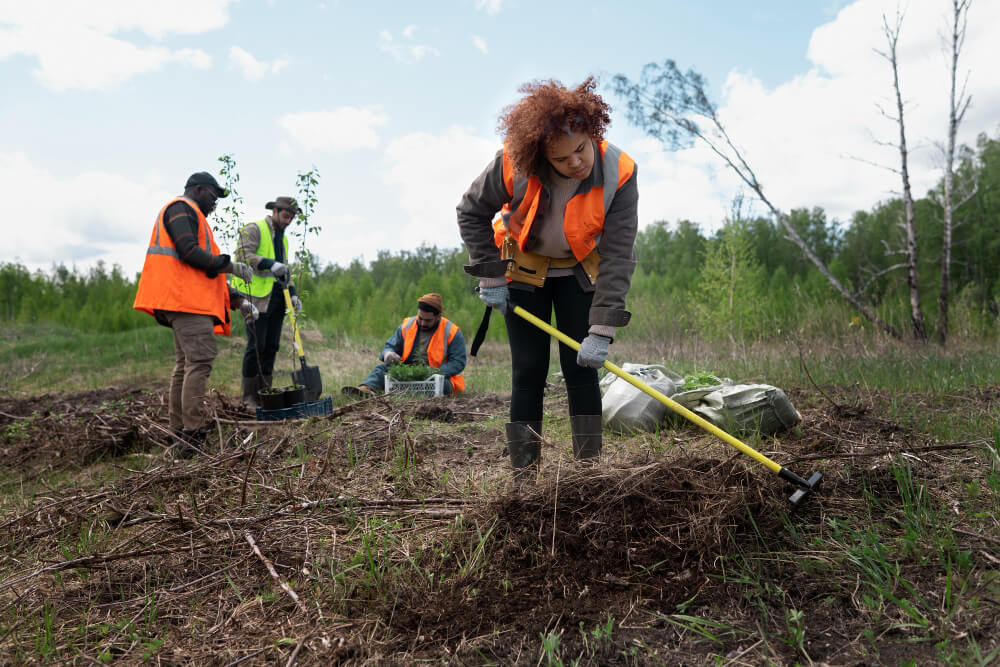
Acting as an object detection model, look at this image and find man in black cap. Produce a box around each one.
[134,171,257,455]
[230,196,303,407]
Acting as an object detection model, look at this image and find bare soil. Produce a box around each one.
[1,383,998,665]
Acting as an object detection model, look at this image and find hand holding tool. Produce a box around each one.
[270,261,289,280]
[577,334,611,368]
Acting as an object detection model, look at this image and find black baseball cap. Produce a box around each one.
[184,171,229,197]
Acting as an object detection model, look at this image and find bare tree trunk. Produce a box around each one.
[937,0,973,345]
[880,11,927,341]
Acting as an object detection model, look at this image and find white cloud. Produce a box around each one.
[631,0,1000,233]
[378,27,440,64]
[278,107,390,152]
[474,0,502,16]
[3,152,170,273]
[0,0,231,91]
[381,125,500,251]
[229,46,290,81]
[472,35,488,55]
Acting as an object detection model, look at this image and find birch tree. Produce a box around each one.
[875,9,927,341]
[935,0,976,344]
[611,63,905,339]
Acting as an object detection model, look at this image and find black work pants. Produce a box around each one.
[503,275,601,423]
[241,288,286,379]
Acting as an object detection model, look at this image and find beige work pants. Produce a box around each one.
[162,311,218,431]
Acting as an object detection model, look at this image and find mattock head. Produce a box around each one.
[788,471,823,507]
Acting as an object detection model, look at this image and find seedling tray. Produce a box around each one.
[255,397,333,421]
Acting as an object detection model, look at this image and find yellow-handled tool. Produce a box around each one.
[513,305,821,506]
[282,284,322,401]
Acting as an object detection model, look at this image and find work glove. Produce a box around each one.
[477,284,510,314]
[576,334,611,368]
[291,295,302,314]
[230,261,253,284]
[239,300,260,322]
[269,261,289,280]
[383,350,401,365]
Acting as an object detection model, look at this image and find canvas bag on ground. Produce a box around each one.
[600,364,682,433]
[687,384,802,436]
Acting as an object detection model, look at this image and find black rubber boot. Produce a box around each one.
[570,415,603,460]
[505,421,542,482]
[242,376,261,409]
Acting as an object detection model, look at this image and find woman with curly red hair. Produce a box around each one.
[457,77,639,480]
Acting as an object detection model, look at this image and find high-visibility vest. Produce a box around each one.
[493,140,635,259]
[133,196,231,335]
[400,316,465,393]
[229,219,289,298]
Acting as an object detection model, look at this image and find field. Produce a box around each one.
[1,323,999,665]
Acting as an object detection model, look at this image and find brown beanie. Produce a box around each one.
[417,292,443,314]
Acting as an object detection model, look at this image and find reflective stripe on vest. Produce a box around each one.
[132,196,231,336]
[399,316,465,393]
[229,219,289,298]
[496,140,635,260]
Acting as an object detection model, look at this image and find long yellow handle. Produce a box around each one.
[512,305,782,474]
[282,288,306,360]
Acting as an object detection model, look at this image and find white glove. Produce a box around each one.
[239,300,260,321]
[478,284,510,314]
[270,261,289,280]
[230,261,253,284]
[383,350,401,365]
[291,295,302,314]
[577,334,611,368]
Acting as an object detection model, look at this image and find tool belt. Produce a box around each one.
[500,233,599,287]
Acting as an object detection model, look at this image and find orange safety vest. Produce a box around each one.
[400,316,465,393]
[493,140,636,260]
[133,196,232,335]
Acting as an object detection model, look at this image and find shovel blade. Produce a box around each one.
[292,364,322,401]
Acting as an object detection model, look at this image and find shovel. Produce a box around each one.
[513,305,822,507]
[281,283,322,401]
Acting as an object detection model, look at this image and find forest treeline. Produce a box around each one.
[3,132,998,345]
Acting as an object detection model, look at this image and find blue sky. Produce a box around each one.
[3,0,998,275]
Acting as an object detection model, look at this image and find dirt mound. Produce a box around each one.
[0,387,252,468]
[388,457,782,658]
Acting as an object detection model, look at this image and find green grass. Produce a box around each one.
[2,323,1000,664]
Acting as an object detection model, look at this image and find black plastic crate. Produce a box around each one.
[255,396,333,421]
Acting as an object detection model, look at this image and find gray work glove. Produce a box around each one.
[270,261,289,280]
[230,261,253,284]
[577,334,611,368]
[290,295,302,314]
[383,350,401,365]
[478,284,510,314]
[239,300,260,321]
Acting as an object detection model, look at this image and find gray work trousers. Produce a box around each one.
[162,311,218,432]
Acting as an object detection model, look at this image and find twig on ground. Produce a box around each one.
[244,531,308,613]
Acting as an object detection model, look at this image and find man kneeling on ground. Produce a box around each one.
[343,293,466,396]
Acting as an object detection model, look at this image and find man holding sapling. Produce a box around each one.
[343,293,466,397]
[133,171,258,454]
[229,196,303,408]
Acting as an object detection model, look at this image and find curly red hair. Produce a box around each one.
[498,76,611,178]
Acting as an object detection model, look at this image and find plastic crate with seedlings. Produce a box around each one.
[384,365,445,397]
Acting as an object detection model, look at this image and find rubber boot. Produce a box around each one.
[570,415,603,460]
[505,421,542,483]
[242,376,261,409]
